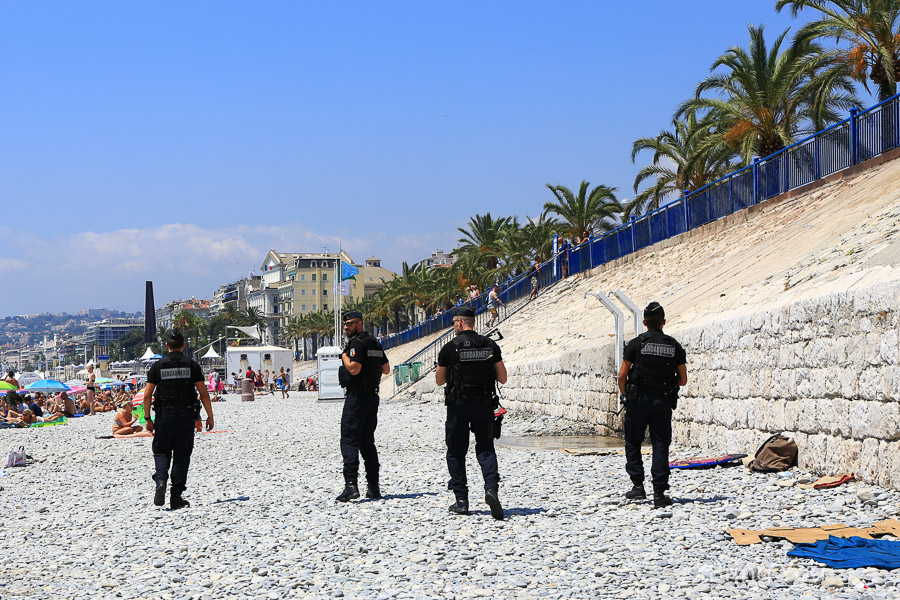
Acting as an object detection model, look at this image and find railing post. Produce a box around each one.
[589,234,594,269]
[814,134,821,179]
[895,97,900,150]
[752,158,760,204]
[782,151,789,193]
[850,107,859,165]
[729,175,734,214]
[683,190,690,231]
[552,233,558,280]
[630,216,636,252]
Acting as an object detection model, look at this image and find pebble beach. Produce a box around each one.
[2,391,900,599]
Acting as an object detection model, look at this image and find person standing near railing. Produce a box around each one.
[486,285,504,328]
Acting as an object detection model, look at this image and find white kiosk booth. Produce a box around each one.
[316,346,345,401]
[226,345,293,382]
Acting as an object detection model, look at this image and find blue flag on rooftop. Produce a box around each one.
[341,261,359,281]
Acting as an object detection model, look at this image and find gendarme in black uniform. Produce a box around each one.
[146,333,206,509]
[437,306,505,519]
[621,302,686,507]
[336,311,388,502]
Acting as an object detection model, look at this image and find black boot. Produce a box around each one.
[153,479,166,507]
[365,483,382,499]
[170,491,190,510]
[653,487,672,508]
[336,481,360,503]
[448,492,469,515]
[485,488,504,520]
[625,484,646,501]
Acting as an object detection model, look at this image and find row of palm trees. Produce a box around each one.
[344,2,900,337]
[629,1,900,217]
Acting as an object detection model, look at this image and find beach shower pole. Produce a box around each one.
[611,289,641,338]
[584,290,624,371]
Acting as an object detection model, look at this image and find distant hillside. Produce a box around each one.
[0,309,143,345]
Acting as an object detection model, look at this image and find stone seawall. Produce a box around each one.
[413,281,900,488]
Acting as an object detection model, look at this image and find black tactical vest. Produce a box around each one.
[346,331,386,394]
[153,352,197,412]
[627,330,680,396]
[446,332,497,403]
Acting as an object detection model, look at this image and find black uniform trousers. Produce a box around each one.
[152,410,196,494]
[445,399,500,494]
[624,393,673,491]
[340,389,380,484]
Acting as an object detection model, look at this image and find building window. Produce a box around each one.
[301,290,305,295]
[311,261,317,268]
[312,274,316,281]
[301,274,305,281]
[324,304,328,310]
[323,289,328,296]
[313,304,316,310]
[312,290,316,295]
[322,273,327,281]
[301,305,306,311]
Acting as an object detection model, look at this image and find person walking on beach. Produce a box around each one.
[436,306,507,520]
[486,285,504,328]
[618,302,687,508]
[143,330,214,509]
[335,311,390,502]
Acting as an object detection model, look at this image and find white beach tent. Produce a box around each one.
[139,347,156,361]
[201,347,220,359]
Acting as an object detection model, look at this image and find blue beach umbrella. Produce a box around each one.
[25,380,72,394]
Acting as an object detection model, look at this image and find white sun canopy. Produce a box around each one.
[201,347,221,359]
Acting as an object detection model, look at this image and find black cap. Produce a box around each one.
[643,302,665,319]
[167,329,185,346]
[343,311,363,322]
[453,306,475,318]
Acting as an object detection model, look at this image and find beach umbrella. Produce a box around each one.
[109,381,128,387]
[0,382,16,390]
[67,385,87,394]
[63,379,85,386]
[95,377,115,384]
[25,379,71,394]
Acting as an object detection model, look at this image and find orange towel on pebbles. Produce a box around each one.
[727,519,900,545]
[798,473,855,490]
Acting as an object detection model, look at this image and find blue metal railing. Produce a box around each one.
[379,93,900,353]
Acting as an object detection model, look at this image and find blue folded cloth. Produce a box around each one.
[788,535,900,570]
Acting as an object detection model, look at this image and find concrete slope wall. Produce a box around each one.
[413,280,900,487]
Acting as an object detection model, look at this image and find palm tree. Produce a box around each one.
[457,213,511,271]
[543,180,621,239]
[777,0,900,101]
[678,24,860,162]
[629,113,737,217]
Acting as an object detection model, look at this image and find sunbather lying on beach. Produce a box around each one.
[21,409,65,426]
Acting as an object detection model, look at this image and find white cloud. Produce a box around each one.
[1,222,455,316]
[0,257,28,274]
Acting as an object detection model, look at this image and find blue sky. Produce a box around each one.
[0,1,873,316]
